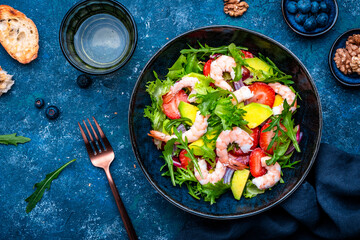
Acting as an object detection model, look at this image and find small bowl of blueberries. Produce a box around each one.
[281,0,338,37]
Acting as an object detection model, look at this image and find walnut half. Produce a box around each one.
[224,0,249,17]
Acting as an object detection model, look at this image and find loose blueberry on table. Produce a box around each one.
[45,106,60,120]
[76,74,92,88]
[34,98,44,109]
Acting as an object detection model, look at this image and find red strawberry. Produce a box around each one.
[203,59,212,76]
[162,90,189,119]
[179,149,191,169]
[249,148,267,177]
[259,120,287,154]
[230,127,260,156]
[241,50,254,59]
[248,82,275,107]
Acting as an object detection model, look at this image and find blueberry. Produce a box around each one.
[311,1,320,13]
[286,1,298,14]
[45,106,60,120]
[297,0,311,13]
[303,16,317,31]
[35,98,44,109]
[320,1,329,12]
[316,12,329,27]
[295,13,308,24]
[77,74,92,89]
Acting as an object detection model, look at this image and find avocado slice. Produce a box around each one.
[231,169,250,200]
[241,103,273,129]
[188,130,217,155]
[245,57,273,74]
[178,101,199,126]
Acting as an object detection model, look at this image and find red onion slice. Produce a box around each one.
[223,167,235,184]
[172,157,182,168]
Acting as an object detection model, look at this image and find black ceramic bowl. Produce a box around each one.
[129,26,322,219]
[59,0,137,75]
[329,29,360,87]
[281,0,338,37]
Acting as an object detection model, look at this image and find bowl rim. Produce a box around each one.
[328,28,360,87]
[281,0,339,37]
[128,25,323,219]
[58,0,138,75]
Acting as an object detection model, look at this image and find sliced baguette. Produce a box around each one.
[0,67,14,96]
[0,5,39,64]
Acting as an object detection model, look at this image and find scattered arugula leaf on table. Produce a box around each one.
[0,133,30,146]
[25,159,76,213]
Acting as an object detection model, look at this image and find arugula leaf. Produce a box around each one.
[0,133,31,146]
[199,180,230,204]
[281,100,300,152]
[162,138,177,186]
[228,43,248,82]
[172,128,202,178]
[180,42,247,58]
[243,180,265,198]
[185,54,202,74]
[25,159,76,213]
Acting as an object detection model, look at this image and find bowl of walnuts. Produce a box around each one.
[329,29,360,87]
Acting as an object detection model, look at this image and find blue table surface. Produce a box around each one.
[1,0,359,239]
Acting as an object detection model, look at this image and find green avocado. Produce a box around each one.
[178,101,199,126]
[245,57,273,74]
[231,169,250,200]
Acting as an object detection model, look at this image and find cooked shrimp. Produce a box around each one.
[194,159,226,185]
[268,82,297,115]
[163,76,199,103]
[216,127,253,170]
[148,111,209,143]
[252,156,281,190]
[210,55,236,91]
[231,86,254,105]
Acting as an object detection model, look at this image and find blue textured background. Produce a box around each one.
[0,0,359,239]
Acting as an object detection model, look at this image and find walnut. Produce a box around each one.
[346,35,360,57]
[350,56,360,75]
[224,0,249,17]
[334,48,352,75]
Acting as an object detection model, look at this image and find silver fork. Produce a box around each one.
[78,117,137,240]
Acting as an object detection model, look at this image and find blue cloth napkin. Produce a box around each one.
[177,143,360,239]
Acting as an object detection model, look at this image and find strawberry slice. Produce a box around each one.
[203,59,212,76]
[179,149,191,169]
[259,120,287,154]
[248,82,275,107]
[249,148,267,177]
[241,50,254,59]
[230,127,260,156]
[162,90,189,119]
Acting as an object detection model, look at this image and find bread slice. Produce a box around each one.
[0,5,39,64]
[0,67,14,96]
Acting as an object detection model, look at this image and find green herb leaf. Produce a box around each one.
[172,128,202,178]
[180,42,247,58]
[166,55,187,80]
[25,159,76,213]
[199,180,230,204]
[243,180,265,198]
[0,133,31,146]
[162,139,177,186]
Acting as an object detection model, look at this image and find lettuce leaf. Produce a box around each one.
[144,72,173,132]
[243,180,265,198]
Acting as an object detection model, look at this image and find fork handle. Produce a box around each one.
[104,167,138,240]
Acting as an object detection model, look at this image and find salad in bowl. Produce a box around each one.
[144,43,303,204]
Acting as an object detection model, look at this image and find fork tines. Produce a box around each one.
[78,116,110,155]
